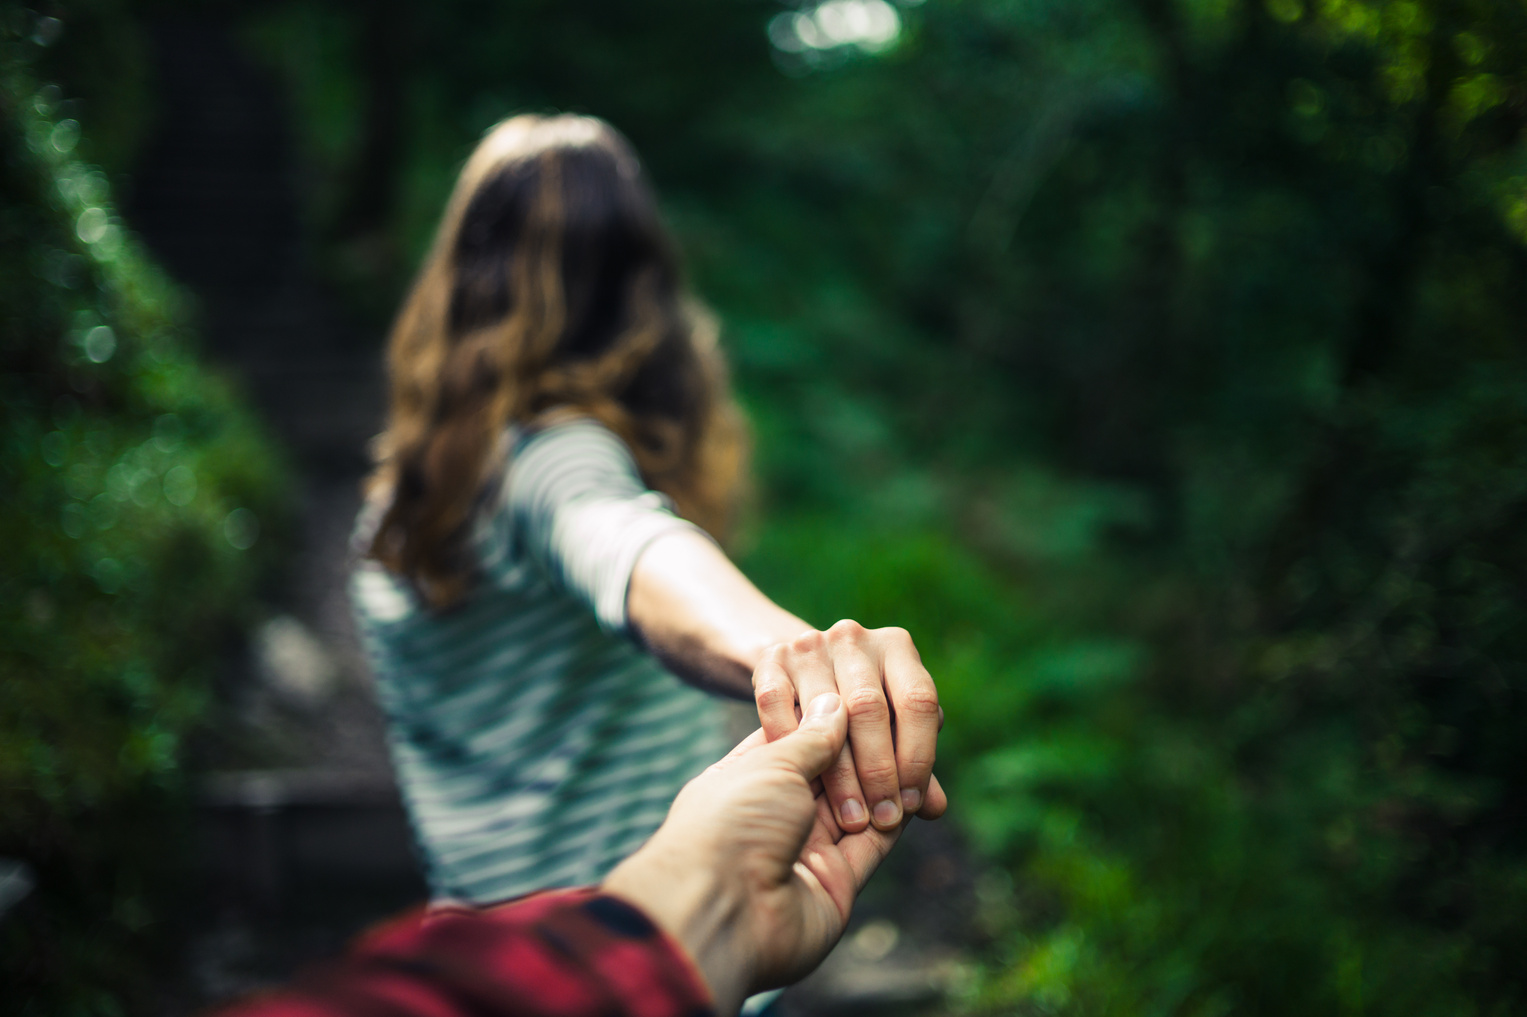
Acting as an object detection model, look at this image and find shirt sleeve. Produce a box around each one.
[504,419,706,635]
[215,888,715,1017]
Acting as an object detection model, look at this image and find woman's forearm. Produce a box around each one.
[626,529,809,700]
[629,528,948,835]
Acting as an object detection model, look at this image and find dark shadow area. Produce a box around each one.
[120,16,422,1007]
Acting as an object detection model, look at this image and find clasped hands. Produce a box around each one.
[754,620,948,832]
[605,627,947,1015]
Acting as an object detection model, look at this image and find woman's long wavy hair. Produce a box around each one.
[366,114,747,608]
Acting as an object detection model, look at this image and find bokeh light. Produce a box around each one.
[768,0,903,55]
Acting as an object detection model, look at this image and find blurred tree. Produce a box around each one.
[0,13,288,1013]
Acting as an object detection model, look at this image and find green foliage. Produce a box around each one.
[0,25,289,1015]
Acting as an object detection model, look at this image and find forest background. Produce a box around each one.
[4,0,1527,1014]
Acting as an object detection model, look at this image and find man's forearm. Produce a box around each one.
[627,529,809,701]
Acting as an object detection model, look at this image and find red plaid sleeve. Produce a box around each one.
[217,888,715,1017]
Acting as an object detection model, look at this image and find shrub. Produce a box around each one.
[0,25,289,1014]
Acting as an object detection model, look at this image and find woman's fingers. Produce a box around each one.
[788,630,870,833]
[755,622,946,834]
[918,772,948,820]
[809,787,843,846]
[752,650,800,742]
[755,634,872,833]
[826,621,904,831]
[820,739,868,832]
[877,629,940,816]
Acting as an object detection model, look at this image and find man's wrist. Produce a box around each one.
[603,841,754,1015]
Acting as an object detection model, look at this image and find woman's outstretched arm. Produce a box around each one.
[627,529,807,700]
[508,419,945,835]
[628,530,947,834]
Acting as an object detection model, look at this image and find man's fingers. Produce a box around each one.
[797,826,897,929]
[837,825,902,896]
[726,727,768,759]
[763,693,848,785]
[805,792,842,852]
[879,631,939,817]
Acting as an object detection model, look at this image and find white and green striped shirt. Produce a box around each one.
[350,419,729,904]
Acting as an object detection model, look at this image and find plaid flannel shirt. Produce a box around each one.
[219,889,714,1017]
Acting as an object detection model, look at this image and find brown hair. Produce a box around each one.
[366,114,746,607]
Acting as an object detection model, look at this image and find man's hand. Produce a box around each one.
[603,693,908,1016]
[753,621,947,834]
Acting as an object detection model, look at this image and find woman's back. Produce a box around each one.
[351,112,946,912]
[352,419,727,902]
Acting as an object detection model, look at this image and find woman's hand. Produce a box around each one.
[626,531,947,831]
[752,621,947,833]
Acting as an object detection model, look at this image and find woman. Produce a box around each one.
[351,114,944,906]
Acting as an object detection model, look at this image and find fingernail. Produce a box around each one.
[873,799,901,828]
[840,798,865,825]
[900,787,921,813]
[805,693,841,719]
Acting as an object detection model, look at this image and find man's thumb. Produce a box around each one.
[769,693,847,782]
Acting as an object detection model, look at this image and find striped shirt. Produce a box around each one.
[350,419,729,904]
